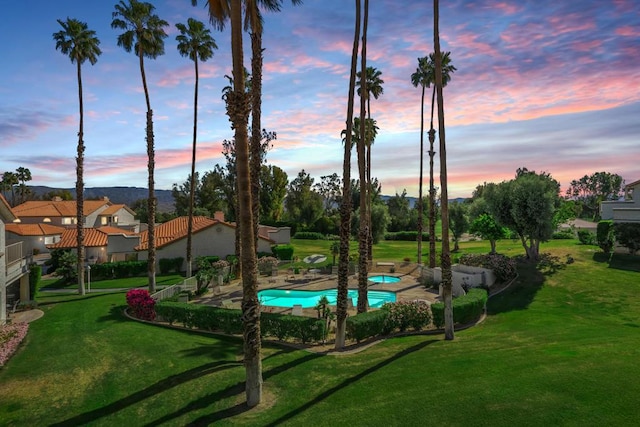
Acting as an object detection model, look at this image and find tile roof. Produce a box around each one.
[47,226,134,249]
[12,200,109,218]
[5,223,66,236]
[99,204,132,215]
[0,194,16,221]
[136,216,219,250]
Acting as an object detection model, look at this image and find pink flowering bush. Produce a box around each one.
[0,322,29,366]
[126,289,156,321]
[382,300,431,333]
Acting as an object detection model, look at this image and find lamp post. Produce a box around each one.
[86,265,91,293]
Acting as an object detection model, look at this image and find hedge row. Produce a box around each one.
[430,288,488,328]
[155,302,325,344]
[272,244,294,260]
[384,231,430,241]
[90,261,147,279]
[159,257,184,274]
[292,231,325,240]
[346,300,432,343]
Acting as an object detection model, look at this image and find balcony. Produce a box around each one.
[5,242,30,284]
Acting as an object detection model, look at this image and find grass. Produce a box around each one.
[2,240,640,425]
[39,274,185,292]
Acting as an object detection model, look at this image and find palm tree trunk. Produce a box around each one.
[76,60,86,296]
[230,0,262,407]
[139,46,156,293]
[366,97,373,261]
[335,0,361,349]
[356,0,369,314]
[250,31,262,251]
[187,58,199,279]
[434,0,454,340]
[417,84,425,265]
[428,87,437,269]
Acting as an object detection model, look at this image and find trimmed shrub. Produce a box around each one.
[458,253,516,282]
[597,220,615,255]
[552,229,575,239]
[382,300,431,333]
[90,261,147,279]
[577,230,596,245]
[613,222,640,254]
[159,257,184,274]
[431,288,487,328]
[154,302,326,344]
[29,264,41,299]
[126,289,156,321]
[292,231,325,240]
[346,310,389,343]
[272,244,294,260]
[384,231,430,241]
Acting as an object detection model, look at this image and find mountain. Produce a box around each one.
[28,186,175,213]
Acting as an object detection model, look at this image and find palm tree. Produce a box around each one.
[411,56,429,265]
[356,66,383,261]
[112,0,168,293]
[53,18,102,297]
[15,167,32,205]
[355,0,370,314]
[433,0,454,340]
[175,18,218,278]
[335,0,361,349]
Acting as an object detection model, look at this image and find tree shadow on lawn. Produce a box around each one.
[592,252,640,273]
[487,259,546,315]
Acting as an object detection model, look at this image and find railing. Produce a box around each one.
[5,242,23,266]
[151,276,197,301]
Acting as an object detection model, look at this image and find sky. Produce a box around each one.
[1,0,639,200]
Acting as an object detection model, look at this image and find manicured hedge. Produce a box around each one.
[384,231,430,241]
[154,302,326,344]
[346,310,389,343]
[90,261,147,279]
[159,257,184,274]
[431,288,488,328]
[272,244,294,260]
[292,232,325,240]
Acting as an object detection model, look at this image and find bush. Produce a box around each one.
[346,310,389,343]
[431,288,487,328]
[597,220,615,255]
[458,253,516,282]
[552,229,575,239]
[292,232,325,240]
[159,257,184,274]
[155,302,325,344]
[577,230,596,245]
[613,222,640,254]
[384,231,430,241]
[90,261,147,280]
[382,300,431,333]
[126,289,156,321]
[29,264,41,299]
[272,244,294,260]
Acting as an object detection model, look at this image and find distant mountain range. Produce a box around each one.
[28,186,175,213]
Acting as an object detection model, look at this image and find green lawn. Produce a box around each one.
[2,240,639,425]
[39,274,185,293]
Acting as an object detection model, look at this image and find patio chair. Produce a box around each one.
[291,304,303,316]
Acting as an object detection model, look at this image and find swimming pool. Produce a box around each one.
[368,275,401,284]
[258,289,396,308]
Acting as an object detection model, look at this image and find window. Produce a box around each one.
[101,216,108,226]
[62,217,72,225]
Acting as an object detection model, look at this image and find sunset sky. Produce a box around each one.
[1,0,639,199]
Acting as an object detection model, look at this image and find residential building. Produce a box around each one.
[600,179,640,223]
[47,226,138,264]
[1,195,30,325]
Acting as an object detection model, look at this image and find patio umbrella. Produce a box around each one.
[303,254,327,264]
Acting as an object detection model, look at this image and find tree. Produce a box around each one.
[314,173,342,214]
[448,202,468,252]
[15,167,33,205]
[352,202,390,244]
[386,190,412,232]
[260,164,288,222]
[469,213,508,254]
[175,17,218,278]
[356,65,383,260]
[413,51,456,268]
[336,0,361,350]
[54,17,102,296]
[566,172,624,220]
[487,169,562,261]
[411,56,429,265]
[285,170,324,229]
[433,0,454,340]
[1,171,18,206]
[112,0,168,293]
[613,223,640,255]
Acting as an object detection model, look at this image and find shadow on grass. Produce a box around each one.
[487,259,546,315]
[593,252,640,272]
[50,359,242,427]
[37,291,128,307]
[144,351,324,426]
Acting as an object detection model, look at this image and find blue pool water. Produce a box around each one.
[368,275,401,284]
[258,289,396,308]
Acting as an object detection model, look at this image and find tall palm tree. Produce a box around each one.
[335,0,361,349]
[411,56,429,265]
[433,0,454,340]
[356,66,383,261]
[175,18,218,278]
[428,51,455,268]
[53,18,102,297]
[112,0,168,293]
[355,0,370,314]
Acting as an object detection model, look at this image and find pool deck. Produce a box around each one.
[195,263,440,317]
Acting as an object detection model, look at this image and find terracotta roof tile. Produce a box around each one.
[47,226,134,249]
[136,216,218,250]
[100,204,126,215]
[12,200,109,218]
[5,223,65,236]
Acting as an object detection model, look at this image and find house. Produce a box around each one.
[135,215,275,271]
[5,223,65,256]
[1,195,30,325]
[47,226,138,264]
[600,179,640,223]
[11,197,140,231]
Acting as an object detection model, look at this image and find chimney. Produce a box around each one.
[52,196,62,202]
[214,211,225,222]
[102,196,110,202]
